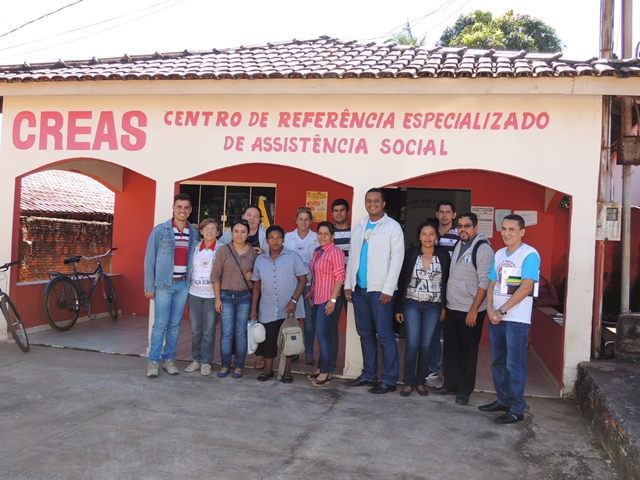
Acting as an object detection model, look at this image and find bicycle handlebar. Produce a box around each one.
[63,248,117,265]
[82,248,117,260]
[81,247,117,261]
[0,260,20,271]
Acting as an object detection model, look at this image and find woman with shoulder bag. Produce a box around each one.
[211,218,257,379]
[394,221,450,397]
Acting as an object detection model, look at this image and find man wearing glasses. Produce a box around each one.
[433,212,494,406]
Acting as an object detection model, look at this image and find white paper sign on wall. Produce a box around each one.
[514,210,538,227]
[495,209,511,231]
[471,206,494,238]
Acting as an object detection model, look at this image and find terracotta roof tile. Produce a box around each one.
[21,170,114,215]
[1,37,639,83]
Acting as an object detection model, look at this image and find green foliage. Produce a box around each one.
[439,10,493,46]
[457,22,506,50]
[386,20,426,46]
[437,9,564,52]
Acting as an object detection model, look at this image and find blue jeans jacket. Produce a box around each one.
[144,218,199,292]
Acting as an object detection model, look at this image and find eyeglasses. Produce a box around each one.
[232,218,249,227]
[457,223,474,229]
[202,227,218,232]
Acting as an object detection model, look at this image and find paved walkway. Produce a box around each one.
[0,342,614,479]
[28,314,560,397]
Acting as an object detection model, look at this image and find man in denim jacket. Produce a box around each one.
[144,193,199,378]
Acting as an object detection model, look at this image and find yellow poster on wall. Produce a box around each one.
[306,191,328,222]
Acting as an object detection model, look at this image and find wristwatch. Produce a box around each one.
[330,298,337,304]
[497,308,508,316]
[290,297,298,304]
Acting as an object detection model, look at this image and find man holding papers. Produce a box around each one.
[480,214,540,424]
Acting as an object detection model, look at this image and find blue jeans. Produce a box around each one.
[429,319,443,375]
[312,297,342,374]
[149,280,189,363]
[402,299,442,387]
[352,286,399,385]
[188,294,217,365]
[302,285,315,358]
[220,290,251,369]
[489,320,530,415]
[331,287,346,365]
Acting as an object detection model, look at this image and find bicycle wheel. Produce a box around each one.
[44,276,80,331]
[100,274,119,321]
[1,295,29,352]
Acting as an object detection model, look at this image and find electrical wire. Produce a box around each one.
[415,0,473,40]
[0,0,187,63]
[0,0,84,39]
[409,0,457,31]
[0,0,175,53]
[360,0,459,42]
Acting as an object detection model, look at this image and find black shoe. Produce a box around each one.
[416,386,429,397]
[368,383,397,394]
[257,372,274,382]
[346,377,377,387]
[312,374,332,388]
[399,387,413,397]
[455,394,470,405]
[495,411,524,424]
[479,401,510,413]
[432,386,457,395]
[281,374,293,384]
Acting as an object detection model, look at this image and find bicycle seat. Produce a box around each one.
[63,256,82,264]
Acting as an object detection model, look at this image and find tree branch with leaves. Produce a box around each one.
[437,10,564,52]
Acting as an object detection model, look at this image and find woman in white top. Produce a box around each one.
[185,218,221,376]
[284,206,319,365]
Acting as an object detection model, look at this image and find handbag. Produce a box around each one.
[276,313,305,380]
[247,318,266,354]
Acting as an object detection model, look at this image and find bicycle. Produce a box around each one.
[0,260,29,352]
[43,248,118,332]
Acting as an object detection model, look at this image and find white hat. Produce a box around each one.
[248,320,266,352]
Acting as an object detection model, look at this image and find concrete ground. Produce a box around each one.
[0,343,615,480]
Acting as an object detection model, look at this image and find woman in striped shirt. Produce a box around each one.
[306,222,345,387]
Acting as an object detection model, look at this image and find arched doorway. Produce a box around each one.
[8,159,156,337]
[176,162,355,372]
[383,168,570,393]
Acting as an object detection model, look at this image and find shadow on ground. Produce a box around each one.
[0,343,614,479]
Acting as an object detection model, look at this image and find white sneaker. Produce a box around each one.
[200,363,212,376]
[162,359,179,375]
[147,361,159,378]
[185,361,200,373]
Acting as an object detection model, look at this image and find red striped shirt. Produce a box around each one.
[173,220,190,277]
[308,242,345,304]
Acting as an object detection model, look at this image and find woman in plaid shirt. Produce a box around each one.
[306,222,345,387]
